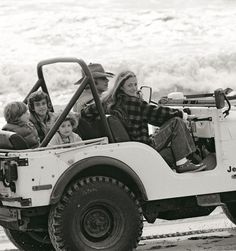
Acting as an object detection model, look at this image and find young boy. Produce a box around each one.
[48,113,82,146]
[28,90,56,142]
[2,101,39,148]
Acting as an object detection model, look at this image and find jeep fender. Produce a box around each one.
[50,156,147,204]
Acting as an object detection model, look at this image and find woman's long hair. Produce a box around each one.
[103,71,136,111]
[102,70,136,122]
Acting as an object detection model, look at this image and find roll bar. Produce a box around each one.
[23,57,115,147]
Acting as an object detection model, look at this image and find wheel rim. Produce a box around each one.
[82,205,113,241]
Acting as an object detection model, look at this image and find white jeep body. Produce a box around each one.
[1,105,236,206]
[0,58,236,251]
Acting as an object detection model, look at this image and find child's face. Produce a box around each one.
[59,120,73,137]
[33,99,48,117]
[20,111,30,123]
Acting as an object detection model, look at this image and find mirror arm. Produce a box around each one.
[140,86,152,103]
[223,93,231,117]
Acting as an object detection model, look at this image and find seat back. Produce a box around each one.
[75,118,99,140]
[107,115,130,142]
[0,130,29,150]
[76,115,130,143]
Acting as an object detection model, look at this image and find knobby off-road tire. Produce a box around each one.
[222,202,236,225]
[48,176,143,251]
[4,228,55,251]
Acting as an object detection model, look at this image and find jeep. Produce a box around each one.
[0,57,236,251]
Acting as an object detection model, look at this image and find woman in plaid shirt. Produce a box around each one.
[82,71,206,173]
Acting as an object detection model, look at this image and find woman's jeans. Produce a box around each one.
[152,117,196,162]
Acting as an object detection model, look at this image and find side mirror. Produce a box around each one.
[214,88,225,109]
[140,86,152,103]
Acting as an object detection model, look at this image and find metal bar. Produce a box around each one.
[23,79,43,104]
[40,76,89,147]
[37,57,114,146]
[79,60,115,143]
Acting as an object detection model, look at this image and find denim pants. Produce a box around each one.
[151,117,196,162]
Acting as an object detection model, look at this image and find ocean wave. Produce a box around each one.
[1,52,236,101]
[1,0,236,108]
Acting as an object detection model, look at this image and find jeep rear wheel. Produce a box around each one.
[4,228,54,251]
[48,176,143,251]
[222,202,236,225]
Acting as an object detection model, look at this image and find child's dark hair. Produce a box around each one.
[4,101,28,123]
[27,90,52,113]
[56,113,78,129]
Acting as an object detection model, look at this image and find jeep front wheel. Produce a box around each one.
[222,202,236,225]
[48,176,143,251]
[4,228,54,251]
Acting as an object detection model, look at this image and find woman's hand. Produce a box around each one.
[182,111,196,122]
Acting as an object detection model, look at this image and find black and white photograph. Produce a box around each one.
[0,0,236,250]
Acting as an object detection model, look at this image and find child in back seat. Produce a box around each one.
[27,90,56,143]
[48,113,82,146]
[2,101,39,148]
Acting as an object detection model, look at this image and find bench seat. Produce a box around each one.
[0,130,29,150]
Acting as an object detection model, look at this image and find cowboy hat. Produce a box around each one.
[88,63,114,78]
[75,63,114,85]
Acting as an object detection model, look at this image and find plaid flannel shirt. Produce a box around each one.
[82,92,183,145]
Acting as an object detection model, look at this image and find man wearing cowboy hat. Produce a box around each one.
[73,63,114,114]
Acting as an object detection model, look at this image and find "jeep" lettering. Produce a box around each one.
[227,166,236,173]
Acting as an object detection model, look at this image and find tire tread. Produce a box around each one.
[49,176,143,251]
